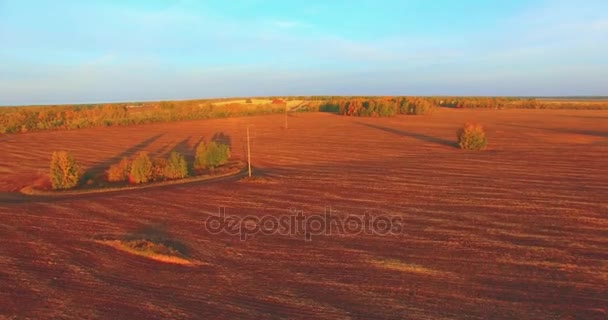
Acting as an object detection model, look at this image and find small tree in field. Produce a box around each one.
[151,157,168,181]
[194,142,208,170]
[207,142,230,168]
[106,157,130,182]
[194,141,230,171]
[129,152,153,184]
[458,123,488,150]
[164,151,188,179]
[50,151,81,190]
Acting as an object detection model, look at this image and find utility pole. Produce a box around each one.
[246,126,252,177]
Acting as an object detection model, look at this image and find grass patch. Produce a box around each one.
[98,239,195,265]
[369,259,449,276]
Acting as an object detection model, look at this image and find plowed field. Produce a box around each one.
[0,109,606,319]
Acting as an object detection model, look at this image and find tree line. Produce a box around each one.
[3,96,607,133]
[0,100,286,134]
[317,96,608,117]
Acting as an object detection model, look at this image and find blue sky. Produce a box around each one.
[1,0,607,105]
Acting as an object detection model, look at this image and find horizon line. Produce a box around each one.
[3,95,608,108]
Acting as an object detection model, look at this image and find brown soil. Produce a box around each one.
[0,109,606,319]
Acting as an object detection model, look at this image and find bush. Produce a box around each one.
[207,142,230,168]
[106,157,131,182]
[194,141,230,171]
[245,98,253,104]
[165,151,188,179]
[129,152,153,184]
[458,123,488,150]
[49,151,81,190]
[194,142,208,170]
[151,157,168,181]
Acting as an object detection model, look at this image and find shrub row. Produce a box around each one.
[107,151,190,184]
[49,139,231,190]
[106,141,230,185]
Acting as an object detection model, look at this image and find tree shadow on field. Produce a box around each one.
[165,136,202,173]
[87,133,165,176]
[357,122,457,148]
[211,132,232,148]
[122,224,190,257]
[155,144,170,155]
[558,115,608,120]
[554,129,608,138]
[504,124,608,138]
[168,136,193,156]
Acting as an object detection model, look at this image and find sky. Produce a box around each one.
[1,0,607,105]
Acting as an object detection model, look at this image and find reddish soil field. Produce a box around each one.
[0,109,607,319]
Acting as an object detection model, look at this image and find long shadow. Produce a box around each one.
[168,136,193,156]
[212,132,232,148]
[504,124,608,138]
[558,115,608,120]
[357,122,457,148]
[168,136,198,173]
[155,143,171,156]
[555,129,608,138]
[87,133,164,176]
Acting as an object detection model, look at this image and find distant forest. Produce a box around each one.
[0,98,294,134]
[1,96,607,134]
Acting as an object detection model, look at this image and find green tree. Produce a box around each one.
[106,157,131,182]
[151,157,168,181]
[458,123,488,150]
[129,152,153,183]
[164,151,188,179]
[50,151,81,190]
[194,141,230,171]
